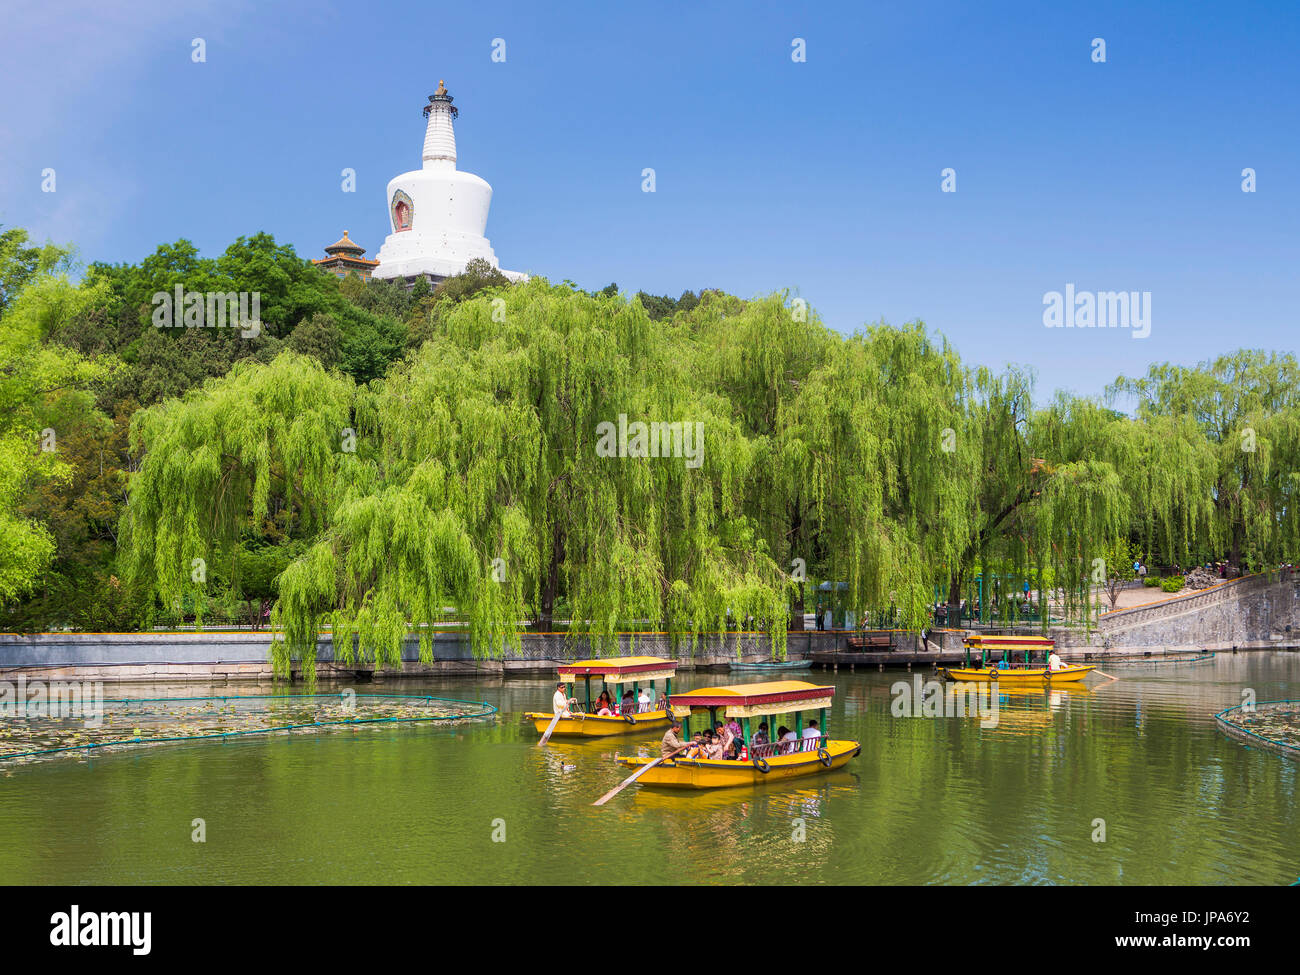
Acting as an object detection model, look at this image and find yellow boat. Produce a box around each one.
[525,656,677,738]
[940,634,1095,683]
[614,680,860,789]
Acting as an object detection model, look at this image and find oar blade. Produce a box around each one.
[538,711,563,746]
[592,750,679,806]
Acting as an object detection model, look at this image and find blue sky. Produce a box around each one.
[2,0,1297,398]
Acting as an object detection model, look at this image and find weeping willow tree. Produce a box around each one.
[1096,409,1216,571]
[1112,351,1300,571]
[122,352,355,634]
[690,292,837,629]
[268,280,786,676]
[118,275,1296,675]
[853,323,981,624]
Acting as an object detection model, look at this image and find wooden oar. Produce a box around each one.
[537,711,564,747]
[1091,668,1119,682]
[592,746,688,806]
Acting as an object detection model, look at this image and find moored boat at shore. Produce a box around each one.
[525,656,677,738]
[614,680,860,789]
[728,659,813,673]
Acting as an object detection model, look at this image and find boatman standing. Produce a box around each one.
[661,718,691,758]
[552,682,573,717]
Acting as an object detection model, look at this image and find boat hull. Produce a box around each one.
[526,709,672,738]
[728,661,813,673]
[940,665,1094,683]
[615,738,860,789]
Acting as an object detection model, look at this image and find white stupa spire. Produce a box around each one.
[421,80,457,169]
[373,80,526,284]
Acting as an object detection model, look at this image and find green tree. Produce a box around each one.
[0,262,118,606]
[286,312,343,370]
[1112,351,1300,572]
[121,351,355,632]
[0,226,72,314]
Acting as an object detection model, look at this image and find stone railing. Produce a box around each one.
[1087,570,1299,649]
[1098,574,1267,635]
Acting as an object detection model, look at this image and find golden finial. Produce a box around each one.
[435,79,447,96]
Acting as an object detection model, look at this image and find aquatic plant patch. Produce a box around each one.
[1215,701,1300,761]
[0,692,497,767]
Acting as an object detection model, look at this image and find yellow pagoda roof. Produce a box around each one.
[322,230,366,254]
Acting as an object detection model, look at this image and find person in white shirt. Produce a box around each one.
[637,688,652,713]
[778,725,798,754]
[801,720,821,750]
[551,682,572,717]
[1047,651,1064,672]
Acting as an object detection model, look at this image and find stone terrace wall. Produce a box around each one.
[0,628,842,682]
[1053,572,1300,652]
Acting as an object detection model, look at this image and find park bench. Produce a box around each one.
[845,631,894,651]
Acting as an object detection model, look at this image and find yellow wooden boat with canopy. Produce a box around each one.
[614,680,861,789]
[525,656,677,738]
[941,635,1095,683]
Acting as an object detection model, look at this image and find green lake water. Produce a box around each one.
[2,653,1297,885]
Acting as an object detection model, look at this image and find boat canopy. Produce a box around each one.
[668,681,834,719]
[961,633,1054,668]
[963,635,1054,651]
[557,656,677,685]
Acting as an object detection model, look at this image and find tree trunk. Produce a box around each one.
[947,569,964,607]
[789,501,806,630]
[539,526,564,631]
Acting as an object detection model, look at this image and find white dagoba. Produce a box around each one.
[373,81,525,283]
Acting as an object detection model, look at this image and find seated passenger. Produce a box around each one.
[801,720,821,751]
[638,687,652,713]
[778,725,798,754]
[715,721,736,759]
[751,722,770,749]
[726,716,742,741]
[595,690,613,716]
[703,731,725,760]
[727,734,743,760]
[683,732,704,758]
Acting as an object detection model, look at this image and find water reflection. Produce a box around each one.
[0,653,1297,884]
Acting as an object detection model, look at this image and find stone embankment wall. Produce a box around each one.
[1054,572,1300,655]
[4,575,1294,680]
[0,628,842,682]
